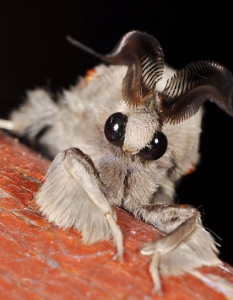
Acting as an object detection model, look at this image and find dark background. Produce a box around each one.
[1,1,233,265]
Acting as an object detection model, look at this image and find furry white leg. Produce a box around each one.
[36,147,123,258]
[0,120,14,130]
[133,205,221,294]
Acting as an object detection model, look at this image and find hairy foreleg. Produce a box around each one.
[36,147,123,258]
[133,204,221,294]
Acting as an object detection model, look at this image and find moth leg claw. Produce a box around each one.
[105,213,124,260]
[150,252,163,295]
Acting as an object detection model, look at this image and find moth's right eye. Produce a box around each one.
[104,112,128,147]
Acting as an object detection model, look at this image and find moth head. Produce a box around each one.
[67,30,233,160]
[104,107,168,161]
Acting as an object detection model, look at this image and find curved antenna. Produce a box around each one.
[67,31,164,107]
[159,61,233,124]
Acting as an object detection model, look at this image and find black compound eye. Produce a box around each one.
[138,131,168,161]
[104,112,128,146]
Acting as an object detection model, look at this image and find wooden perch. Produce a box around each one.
[0,129,233,299]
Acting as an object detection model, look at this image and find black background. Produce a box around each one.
[1,1,233,265]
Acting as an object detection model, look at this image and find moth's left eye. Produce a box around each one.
[104,112,128,147]
[138,131,168,161]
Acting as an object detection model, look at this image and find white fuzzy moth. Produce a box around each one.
[1,30,233,294]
